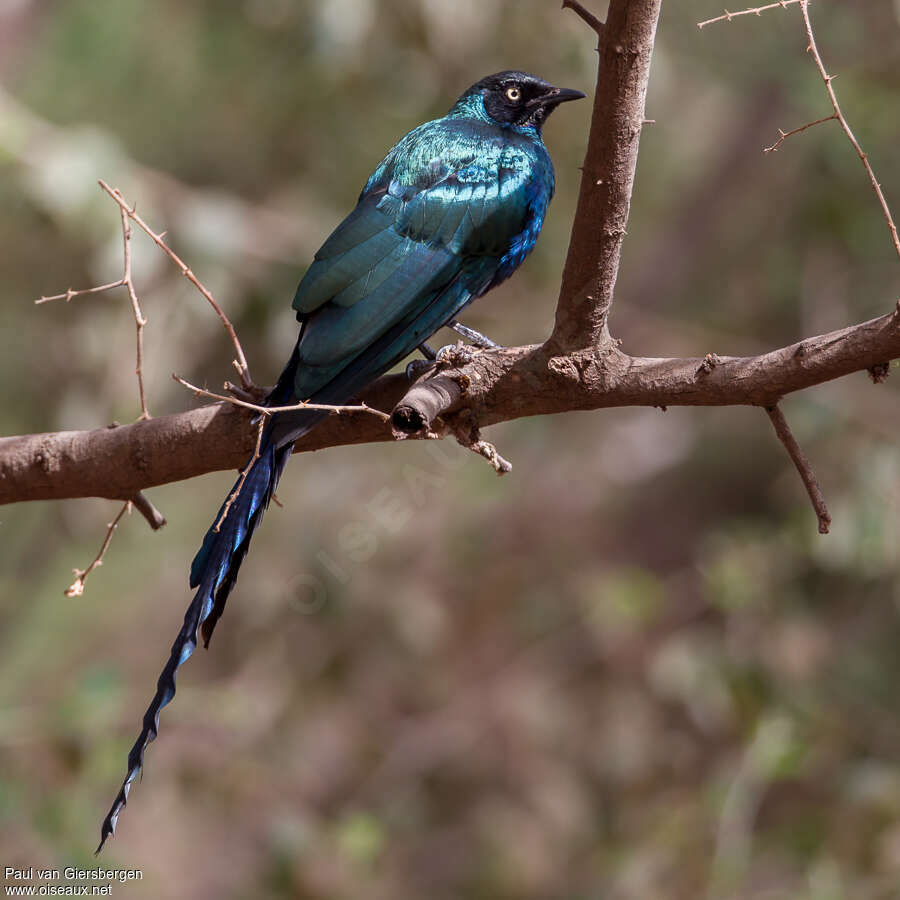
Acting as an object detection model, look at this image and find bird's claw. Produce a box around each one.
[436,341,476,366]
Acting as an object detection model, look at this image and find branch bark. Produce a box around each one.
[551,0,662,350]
[3,308,897,504]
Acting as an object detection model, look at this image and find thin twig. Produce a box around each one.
[562,0,605,35]
[65,502,132,597]
[763,113,837,153]
[119,207,151,420]
[797,0,900,261]
[765,405,831,534]
[130,491,167,530]
[697,0,802,29]
[214,418,265,533]
[35,280,126,304]
[172,374,392,421]
[97,180,255,389]
[700,1,900,260]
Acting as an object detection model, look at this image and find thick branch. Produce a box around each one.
[0,374,411,504]
[550,0,662,350]
[3,309,897,504]
[390,308,900,434]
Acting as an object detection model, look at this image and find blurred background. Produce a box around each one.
[2,1,900,897]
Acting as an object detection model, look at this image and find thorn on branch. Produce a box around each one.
[35,280,125,305]
[562,0,605,36]
[765,405,831,534]
[697,0,803,29]
[763,114,837,153]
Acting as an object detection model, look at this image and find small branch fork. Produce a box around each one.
[695,0,900,527]
[36,208,151,420]
[97,180,255,389]
[795,1,900,261]
[700,0,900,262]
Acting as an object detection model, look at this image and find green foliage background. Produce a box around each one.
[2,1,900,897]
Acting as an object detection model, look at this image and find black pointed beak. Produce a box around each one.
[539,86,587,108]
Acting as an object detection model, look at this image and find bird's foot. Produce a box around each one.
[449,321,501,350]
[407,327,498,379]
[435,341,477,367]
[406,357,436,380]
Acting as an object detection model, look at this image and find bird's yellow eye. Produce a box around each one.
[505,87,521,102]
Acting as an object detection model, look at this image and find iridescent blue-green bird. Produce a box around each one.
[97,71,583,851]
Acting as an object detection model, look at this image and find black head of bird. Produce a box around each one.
[454,70,586,132]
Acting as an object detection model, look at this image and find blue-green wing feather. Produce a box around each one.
[289,117,553,406]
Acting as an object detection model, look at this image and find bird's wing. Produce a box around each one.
[288,125,546,400]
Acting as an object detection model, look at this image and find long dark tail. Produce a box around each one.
[96,349,319,853]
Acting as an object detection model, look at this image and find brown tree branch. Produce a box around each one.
[550,0,661,350]
[0,374,412,504]
[3,307,898,505]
